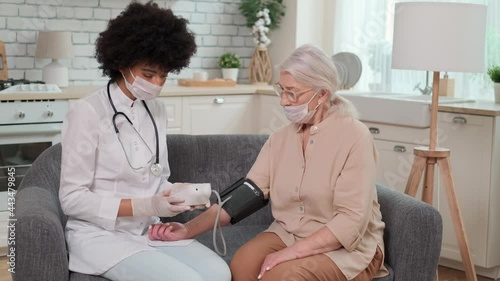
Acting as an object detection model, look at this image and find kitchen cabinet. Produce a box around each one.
[158,97,182,134]
[181,95,256,135]
[71,97,183,134]
[256,95,288,135]
[373,139,422,194]
[366,111,500,278]
[365,122,430,196]
[437,112,500,276]
[153,95,287,135]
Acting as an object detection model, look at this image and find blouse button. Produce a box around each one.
[312,126,318,130]
[299,206,304,212]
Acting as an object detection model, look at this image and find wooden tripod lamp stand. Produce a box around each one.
[391,3,487,281]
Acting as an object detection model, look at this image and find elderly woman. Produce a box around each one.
[59,2,230,281]
[150,44,388,281]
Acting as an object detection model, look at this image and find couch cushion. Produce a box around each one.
[166,134,273,226]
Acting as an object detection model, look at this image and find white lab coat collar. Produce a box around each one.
[110,82,136,108]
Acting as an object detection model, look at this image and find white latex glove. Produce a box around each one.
[132,188,191,217]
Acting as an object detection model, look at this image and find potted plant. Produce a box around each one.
[219,52,241,81]
[239,0,285,40]
[487,65,500,103]
[239,0,285,84]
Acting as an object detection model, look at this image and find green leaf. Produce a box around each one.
[219,52,241,68]
[239,0,285,30]
[487,65,500,83]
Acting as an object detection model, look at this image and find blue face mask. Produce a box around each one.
[283,90,321,123]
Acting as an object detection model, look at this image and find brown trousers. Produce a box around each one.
[230,232,383,281]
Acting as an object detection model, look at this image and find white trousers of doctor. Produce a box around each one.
[102,240,231,281]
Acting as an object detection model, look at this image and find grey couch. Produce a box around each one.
[14,134,442,281]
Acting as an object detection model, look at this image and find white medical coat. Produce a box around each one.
[59,83,170,275]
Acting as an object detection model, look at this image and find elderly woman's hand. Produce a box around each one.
[148,222,189,241]
[258,246,299,280]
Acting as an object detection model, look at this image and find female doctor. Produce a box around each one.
[58,2,231,281]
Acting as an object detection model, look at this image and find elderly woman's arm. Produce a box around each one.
[258,227,342,279]
[289,227,342,256]
[326,131,378,252]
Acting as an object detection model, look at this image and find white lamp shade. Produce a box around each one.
[392,2,487,73]
[35,31,73,59]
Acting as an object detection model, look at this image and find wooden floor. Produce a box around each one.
[0,256,10,281]
[0,255,494,281]
[438,267,493,281]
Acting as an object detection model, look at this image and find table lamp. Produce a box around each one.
[35,31,73,87]
[392,3,486,281]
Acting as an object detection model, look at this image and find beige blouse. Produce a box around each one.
[247,110,389,280]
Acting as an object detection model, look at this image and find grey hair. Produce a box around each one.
[278,44,359,119]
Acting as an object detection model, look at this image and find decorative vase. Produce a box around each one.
[495,83,500,104]
[249,47,272,85]
[222,68,239,81]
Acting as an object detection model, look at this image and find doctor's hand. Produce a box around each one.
[148,222,189,241]
[131,189,191,217]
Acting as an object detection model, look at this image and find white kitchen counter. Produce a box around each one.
[0,84,274,101]
[437,100,500,117]
[2,85,499,116]
[260,88,500,117]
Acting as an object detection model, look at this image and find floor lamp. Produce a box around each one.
[391,3,487,281]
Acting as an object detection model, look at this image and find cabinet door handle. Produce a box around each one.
[369,127,380,134]
[453,116,467,124]
[213,98,225,104]
[393,145,406,153]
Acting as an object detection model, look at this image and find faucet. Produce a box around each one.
[414,83,432,95]
[414,71,432,95]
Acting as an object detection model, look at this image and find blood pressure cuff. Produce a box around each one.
[220,177,269,224]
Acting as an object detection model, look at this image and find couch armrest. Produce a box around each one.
[377,184,442,281]
[13,186,69,281]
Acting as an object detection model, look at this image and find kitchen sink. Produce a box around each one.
[336,91,475,128]
[384,94,475,104]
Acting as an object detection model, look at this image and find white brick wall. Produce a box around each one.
[0,0,254,85]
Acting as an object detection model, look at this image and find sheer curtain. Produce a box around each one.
[333,0,499,100]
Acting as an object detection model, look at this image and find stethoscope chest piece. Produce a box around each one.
[150,163,163,177]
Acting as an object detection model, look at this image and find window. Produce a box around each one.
[334,0,499,100]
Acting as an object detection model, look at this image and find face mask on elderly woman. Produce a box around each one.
[283,90,322,123]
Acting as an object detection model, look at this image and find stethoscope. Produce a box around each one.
[107,80,163,177]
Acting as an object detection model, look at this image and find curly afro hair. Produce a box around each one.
[95,1,197,81]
